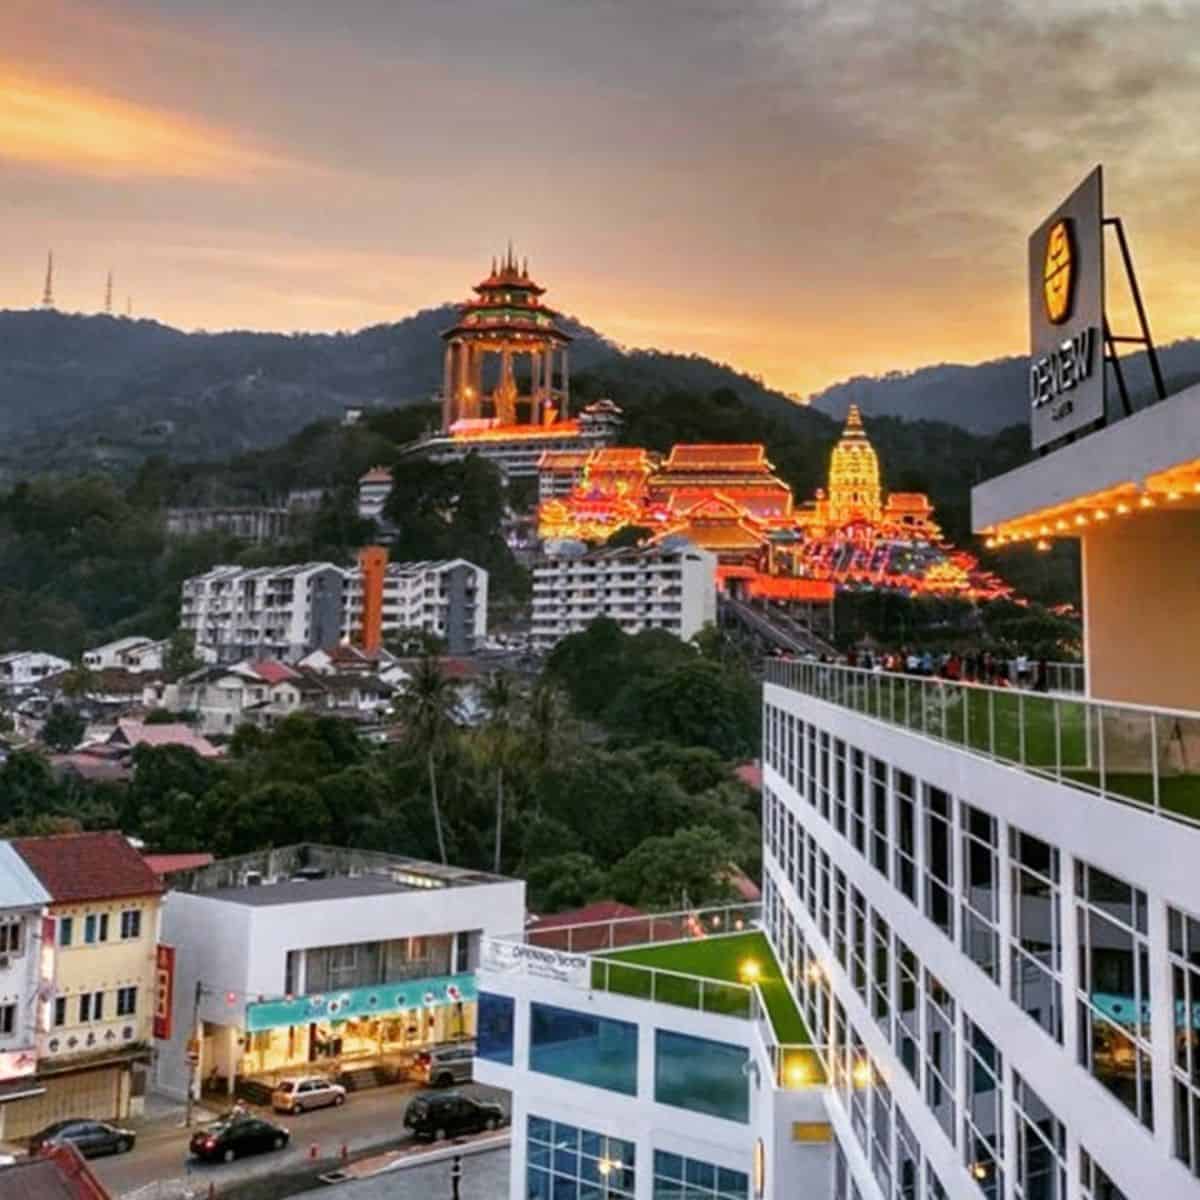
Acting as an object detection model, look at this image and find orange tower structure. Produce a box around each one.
[357,545,388,655]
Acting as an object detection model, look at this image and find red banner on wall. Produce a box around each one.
[154,944,175,1040]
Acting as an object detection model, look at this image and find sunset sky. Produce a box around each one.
[2,0,1199,397]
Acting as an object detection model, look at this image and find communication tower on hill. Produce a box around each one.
[105,271,113,315]
[41,251,55,309]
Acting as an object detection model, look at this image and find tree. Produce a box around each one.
[41,705,85,752]
[525,852,608,914]
[480,671,518,873]
[0,750,60,823]
[396,657,461,864]
[608,826,738,910]
[164,629,201,681]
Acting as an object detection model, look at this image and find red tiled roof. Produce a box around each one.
[109,720,220,758]
[532,901,642,929]
[0,1146,111,1200]
[13,832,164,903]
[143,852,214,877]
[250,660,298,685]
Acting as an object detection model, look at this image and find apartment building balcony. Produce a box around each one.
[766,657,1200,827]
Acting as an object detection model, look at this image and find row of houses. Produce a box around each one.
[0,831,525,1141]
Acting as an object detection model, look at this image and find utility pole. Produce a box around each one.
[185,979,205,1127]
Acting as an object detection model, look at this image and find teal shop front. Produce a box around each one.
[229,974,478,1085]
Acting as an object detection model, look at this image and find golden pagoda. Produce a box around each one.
[824,404,882,525]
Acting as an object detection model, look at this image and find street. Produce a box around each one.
[89,1083,507,1198]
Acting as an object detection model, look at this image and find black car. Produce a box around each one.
[189,1114,290,1163]
[30,1119,136,1158]
[403,1092,505,1142]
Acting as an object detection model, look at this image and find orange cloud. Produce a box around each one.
[0,67,296,179]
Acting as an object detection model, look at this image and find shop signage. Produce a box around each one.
[1028,166,1105,451]
[481,940,590,989]
[0,1049,37,1082]
[244,972,477,1034]
[154,945,176,1040]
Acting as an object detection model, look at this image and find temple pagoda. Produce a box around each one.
[441,248,572,431]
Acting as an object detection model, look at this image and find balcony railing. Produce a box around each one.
[765,658,1200,829]
[520,902,761,954]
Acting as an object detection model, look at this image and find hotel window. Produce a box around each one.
[923,970,956,1144]
[850,748,866,855]
[870,1072,893,1198]
[1011,828,1062,1043]
[476,992,514,1066]
[895,1108,921,1200]
[53,997,66,1027]
[655,1030,749,1124]
[526,1116,635,1200]
[963,1017,1004,1199]
[850,888,868,1003]
[895,937,921,1083]
[1075,861,1153,1129]
[961,803,1000,984]
[1079,1148,1129,1200]
[870,759,889,877]
[926,1163,949,1200]
[58,917,73,947]
[1168,904,1200,1177]
[894,771,917,903]
[923,785,954,940]
[818,850,831,943]
[849,1025,869,1151]
[870,912,891,1037]
[529,1003,637,1096]
[0,1004,14,1035]
[787,809,798,893]
[120,910,142,940]
[833,868,848,970]
[0,921,22,955]
[1014,1072,1066,1200]
[653,1151,748,1200]
[832,738,848,836]
[805,725,818,807]
[818,732,832,822]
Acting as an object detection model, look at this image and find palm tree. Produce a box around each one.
[398,656,460,865]
[481,671,517,873]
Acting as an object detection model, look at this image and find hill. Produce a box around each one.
[0,307,810,480]
[808,339,1200,434]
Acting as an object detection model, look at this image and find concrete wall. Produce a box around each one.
[1082,509,1200,710]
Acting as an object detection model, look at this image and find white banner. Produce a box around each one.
[482,940,590,989]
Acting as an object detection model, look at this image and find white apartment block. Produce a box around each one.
[82,637,167,674]
[181,559,488,663]
[341,559,488,655]
[531,539,716,650]
[0,652,71,693]
[180,563,345,664]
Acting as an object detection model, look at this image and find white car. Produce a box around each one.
[271,1076,347,1114]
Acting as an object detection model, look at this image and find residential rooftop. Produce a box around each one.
[169,843,511,899]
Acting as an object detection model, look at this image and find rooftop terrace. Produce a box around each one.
[765,658,1200,826]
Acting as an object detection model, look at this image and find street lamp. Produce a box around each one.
[597,1156,616,1199]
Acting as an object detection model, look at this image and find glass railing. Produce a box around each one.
[590,958,754,1018]
[522,903,761,953]
[765,659,1200,829]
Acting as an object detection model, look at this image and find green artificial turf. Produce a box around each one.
[597,931,810,1045]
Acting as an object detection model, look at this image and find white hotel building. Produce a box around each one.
[531,538,716,651]
[478,381,1200,1197]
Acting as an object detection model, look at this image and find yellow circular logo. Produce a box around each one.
[1043,219,1074,325]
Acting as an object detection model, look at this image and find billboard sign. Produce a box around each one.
[1028,166,1105,450]
[480,939,590,989]
[154,945,175,1040]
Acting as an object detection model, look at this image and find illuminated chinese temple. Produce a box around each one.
[393,254,621,478]
[537,406,1010,600]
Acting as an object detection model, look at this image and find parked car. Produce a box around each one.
[403,1091,505,1142]
[271,1076,347,1114]
[189,1114,290,1163]
[30,1119,135,1158]
[410,1042,476,1087]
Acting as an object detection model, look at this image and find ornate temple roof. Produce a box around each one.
[660,443,774,472]
[442,246,571,343]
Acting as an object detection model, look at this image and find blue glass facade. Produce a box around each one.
[527,1114,636,1199]
[477,991,515,1065]
[653,1150,749,1200]
[654,1029,749,1123]
[530,1002,638,1096]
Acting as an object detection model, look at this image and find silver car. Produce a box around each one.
[271,1076,347,1114]
[411,1043,476,1088]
